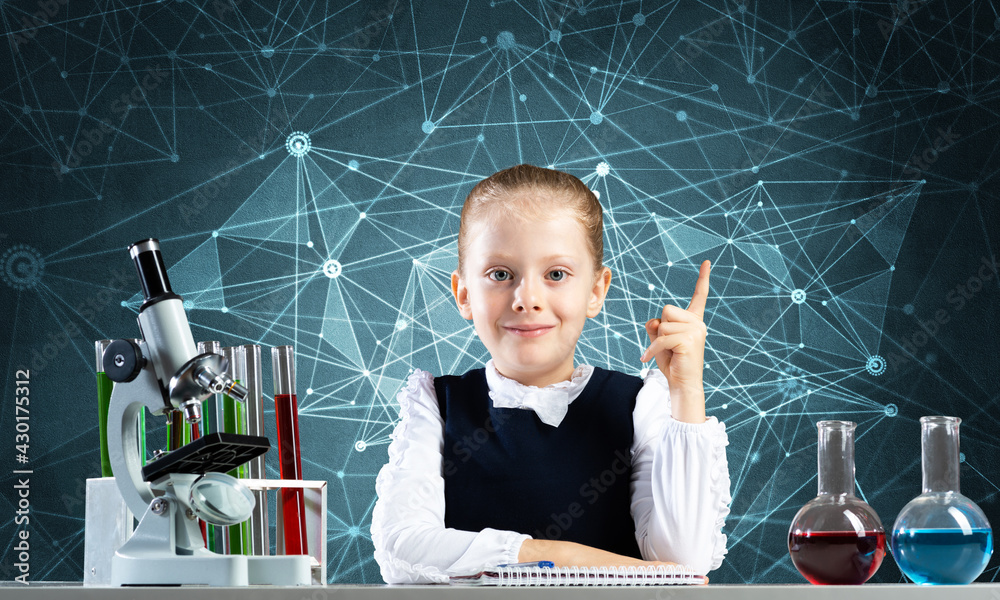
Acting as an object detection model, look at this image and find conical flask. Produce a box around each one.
[891,416,993,585]
[788,421,885,584]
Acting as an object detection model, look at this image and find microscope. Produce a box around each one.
[103,239,311,586]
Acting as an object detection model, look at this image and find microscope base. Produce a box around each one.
[110,490,311,586]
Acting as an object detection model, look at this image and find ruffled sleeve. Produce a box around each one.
[629,369,731,574]
[370,369,531,584]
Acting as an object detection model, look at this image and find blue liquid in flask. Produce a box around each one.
[891,528,993,585]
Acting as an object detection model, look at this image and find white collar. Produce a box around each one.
[484,359,595,427]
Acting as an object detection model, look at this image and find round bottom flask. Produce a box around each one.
[891,416,993,585]
[789,421,885,584]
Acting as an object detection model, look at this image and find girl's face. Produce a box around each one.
[451,201,612,388]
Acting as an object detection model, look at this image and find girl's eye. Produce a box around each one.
[489,270,511,282]
[549,270,567,281]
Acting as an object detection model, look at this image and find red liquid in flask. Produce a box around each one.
[789,530,885,584]
[275,393,308,555]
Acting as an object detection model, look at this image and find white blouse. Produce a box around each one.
[370,360,731,584]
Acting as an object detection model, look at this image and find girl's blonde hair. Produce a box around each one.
[457,164,604,274]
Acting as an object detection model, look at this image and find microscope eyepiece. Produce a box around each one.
[128,238,181,308]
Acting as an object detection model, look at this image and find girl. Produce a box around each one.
[371,164,731,583]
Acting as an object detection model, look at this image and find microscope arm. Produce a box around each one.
[107,363,167,518]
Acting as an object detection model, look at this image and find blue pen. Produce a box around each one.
[497,561,555,568]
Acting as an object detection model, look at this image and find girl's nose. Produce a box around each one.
[512,277,542,312]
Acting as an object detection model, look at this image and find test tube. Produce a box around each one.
[197,340,222,552]
[96,340,146,476]
[241,344,270,555]
[271,345,307,555]
[95,340,114,477]
[222,346,248,555]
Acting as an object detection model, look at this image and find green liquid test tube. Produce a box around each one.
[97,340,147,476]
[95,340,114,477]
[222,345,247,555]
[198,341,223,553]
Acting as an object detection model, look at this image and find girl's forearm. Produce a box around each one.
[517,538,674,568]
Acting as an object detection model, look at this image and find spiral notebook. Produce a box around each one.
[449,564,706,586]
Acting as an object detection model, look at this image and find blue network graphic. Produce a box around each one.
[1,0,998,585]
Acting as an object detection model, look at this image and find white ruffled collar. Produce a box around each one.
[484,359,595,427]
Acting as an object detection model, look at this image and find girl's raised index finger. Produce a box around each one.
[685,260,712,318]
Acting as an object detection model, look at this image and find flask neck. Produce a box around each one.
[817,423,855,496]
[921,418,961,493]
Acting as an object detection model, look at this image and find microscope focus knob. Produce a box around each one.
[104,339,144,383]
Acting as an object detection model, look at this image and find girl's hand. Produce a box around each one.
[640,260,711,423]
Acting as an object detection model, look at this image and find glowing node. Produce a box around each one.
[903,303,915,315]
[421,120,435,134]
[759,411,766,417]
[676,110,687,122]
[395,319,408,331]
[727,238,733,244]
[519,93,526,102]
[757,201,763,207]
[751,165,759,173]
[549,29,562,43]
[884,403,898,417]
[496,31,516,50]
[590,66,598,74]
[959,452,965,463]
[266,87,276,97]
[596,162,610,177]
[648,283,655,291]
[1,245,44,290]
[632,13,645,26]
[799,343,804,348]
[363,369,370,376]
[866,85,877,98]
[937,81,950,94]
[306,241,314,248]
[722,404,728,409]
[184,300,193,309]
[307,388,313,395]
[286,132,310,156]
[790,289,806,304]
[590,110,603,125]
[318,42,327,51]
[372,54,380,61]
[480,36,487,44]
[747,74,755,84]
[354,441,367,452]
[170,154,179,163]
[711,83,718,91]
[322,259,342,279]
[476,134,484,142]
[359,212,366,219]
[337,471,344,478]
[261,45,274,58]
[221,306,228,313]
[866,355,886,376]
[348,159,359,171]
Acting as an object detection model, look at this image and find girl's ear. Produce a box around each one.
[451,270,474,320]
[586,266,612,318]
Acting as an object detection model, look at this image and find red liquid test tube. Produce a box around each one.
[272,345,308,556]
